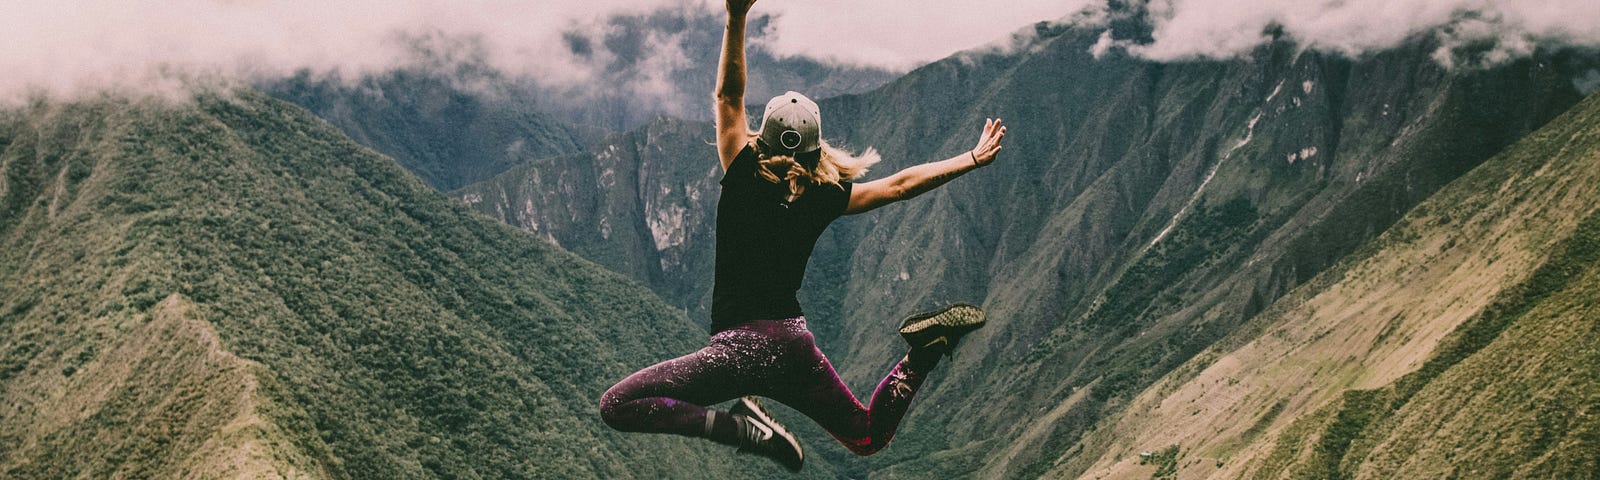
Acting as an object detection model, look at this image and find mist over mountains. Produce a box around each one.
[259,6,901,190]
[9,1,1600,105]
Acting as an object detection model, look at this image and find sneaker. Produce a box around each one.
[898,303,986,356]
[729,396,803,472]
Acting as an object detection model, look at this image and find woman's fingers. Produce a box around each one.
[981,119,1004,149]
[971,118,1006,166]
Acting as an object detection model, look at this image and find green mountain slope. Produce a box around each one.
[0,92,840,479]
[454,26,1592,477]
[1061,91,1600,479]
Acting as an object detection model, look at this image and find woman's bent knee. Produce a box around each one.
[598,382,631,431]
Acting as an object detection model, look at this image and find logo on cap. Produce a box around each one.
[779,130,804,150]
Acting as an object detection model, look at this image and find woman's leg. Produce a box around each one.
[600,322,809,470]
[768,329,938,456]
[600,323,804,439]
[598,341,748,438]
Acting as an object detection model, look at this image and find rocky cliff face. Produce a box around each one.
[454,24,1593,477]
[458,117,723,323]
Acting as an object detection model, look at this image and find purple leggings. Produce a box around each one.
[599,317,931,455]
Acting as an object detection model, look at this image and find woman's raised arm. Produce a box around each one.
[845,118,1007,215]
[714,0,758,171]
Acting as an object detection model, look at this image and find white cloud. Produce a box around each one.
[1112,0,1600,63]
[756,1,1093,68]
[4,0,1598,103]
[0,0,1080,102]
[0,0,625,100]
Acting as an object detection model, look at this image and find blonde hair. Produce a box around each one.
[752,137,881,199]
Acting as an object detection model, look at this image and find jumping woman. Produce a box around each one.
[599,0,1006,471]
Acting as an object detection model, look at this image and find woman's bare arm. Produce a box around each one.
[714,0,757,171]
[846,118,1007,215]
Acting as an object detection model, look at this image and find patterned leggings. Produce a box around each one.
[599,317,931,455]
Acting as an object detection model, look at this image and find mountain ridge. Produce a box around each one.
[6,16,1596,480]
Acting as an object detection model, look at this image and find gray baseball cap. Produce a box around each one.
[760,91,821,154]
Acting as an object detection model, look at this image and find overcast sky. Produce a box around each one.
[3,0,1597,102]
[0,0,1083,102]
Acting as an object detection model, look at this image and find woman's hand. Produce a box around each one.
[971,118,1006,166]
[727,0,757,16]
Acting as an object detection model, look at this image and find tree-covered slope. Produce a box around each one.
[1065,90,1600,479]
[0,92,840,479]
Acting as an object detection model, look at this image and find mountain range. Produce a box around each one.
[2,12,1598,480]
[450,24,1599,478]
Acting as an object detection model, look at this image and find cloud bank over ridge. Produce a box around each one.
[1096,0,1600,67]
[0,0,1077,103]
[4,0,1599,103]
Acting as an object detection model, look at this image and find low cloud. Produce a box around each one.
[755,1,1093,69]
[1094,0,1600,66]
[0,0,1075,104]
[5,1,1598,106]
[3,1,731,103]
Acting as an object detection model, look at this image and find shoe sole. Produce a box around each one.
[898,303,986,335]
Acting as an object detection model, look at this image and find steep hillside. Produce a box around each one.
[1064,90,1600,479]
[837,36,1585,478]
[266,70,599,190]
[454,25,1590,476]
[0,92,841,479]
[831,32,1582,479]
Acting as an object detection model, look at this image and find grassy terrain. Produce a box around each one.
[1061,91,1600,479]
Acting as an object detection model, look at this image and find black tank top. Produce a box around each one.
[711,145,852,332]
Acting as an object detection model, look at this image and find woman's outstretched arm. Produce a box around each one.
[845,118,1007,215]
[715,0,757,171]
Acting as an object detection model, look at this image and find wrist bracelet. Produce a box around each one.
[969,150,980,166]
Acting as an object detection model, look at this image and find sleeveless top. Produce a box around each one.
[710,145,853,332]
